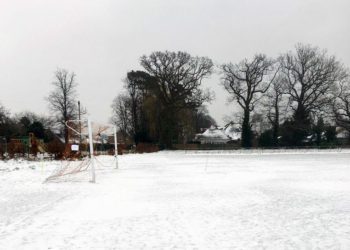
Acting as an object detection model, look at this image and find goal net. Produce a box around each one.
[44,118,118,183]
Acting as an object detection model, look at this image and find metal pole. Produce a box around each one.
[78,101,82,144]
[113,125,118,169]
[87,117,96,183]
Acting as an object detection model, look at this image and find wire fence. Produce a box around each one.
[183,147,349,156]
[173,143,350,151]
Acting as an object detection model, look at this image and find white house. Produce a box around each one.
[195,123,242,144]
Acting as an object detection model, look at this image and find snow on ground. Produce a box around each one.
[1,150,350,249]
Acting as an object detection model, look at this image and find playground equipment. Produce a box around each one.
[8,133,47,157]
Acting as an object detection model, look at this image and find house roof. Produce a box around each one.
[224,124,241,141]
[202,127,231,140]
[195,123,242,143]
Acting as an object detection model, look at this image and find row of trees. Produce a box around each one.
[1,44,350,151]
[0,106,60,157]
[113,44,350,148]
[111,52,216,148]
[222,44,349,147]
[0,108,52,141]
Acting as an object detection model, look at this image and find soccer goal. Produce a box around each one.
[45,118,118,183]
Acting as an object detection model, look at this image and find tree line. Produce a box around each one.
[111,51,216,148]
[1,43,350,154]
[112,44,350,148]
[0,69,83,157]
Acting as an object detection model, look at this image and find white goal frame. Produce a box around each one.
[65,117,118,183]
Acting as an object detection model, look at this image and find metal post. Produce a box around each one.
[78,101,82,145]
[113,125,118,169]
[87,117,96,183]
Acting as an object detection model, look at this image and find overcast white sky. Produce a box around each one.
[0,0,349,125]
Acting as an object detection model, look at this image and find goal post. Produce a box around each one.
[56,117,119,183]
[87,117,96,183]
[113,125,118,169]
[87,118,118,182]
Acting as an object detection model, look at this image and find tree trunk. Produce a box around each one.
[272,102,279,146]
[293,104,310,146]
[64,125,69,145]
[132,100,138,144]
[241,108,252,148]
[159,108,176,149]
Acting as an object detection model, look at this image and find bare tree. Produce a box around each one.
[263,74,288,145]
[124,70,157,144]
[14,111,54,130]
[47,69,78,144]
[111,94,133,143]
[140,51,213,109]
[0,103,9,125]
[140,51,214,147]
[221,54,277,147]
[125,71,143,140]
[0,103,11,140]
[333,75,350,136]
[280,44,346,144]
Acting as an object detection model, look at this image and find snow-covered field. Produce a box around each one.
[1,150,350,249]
